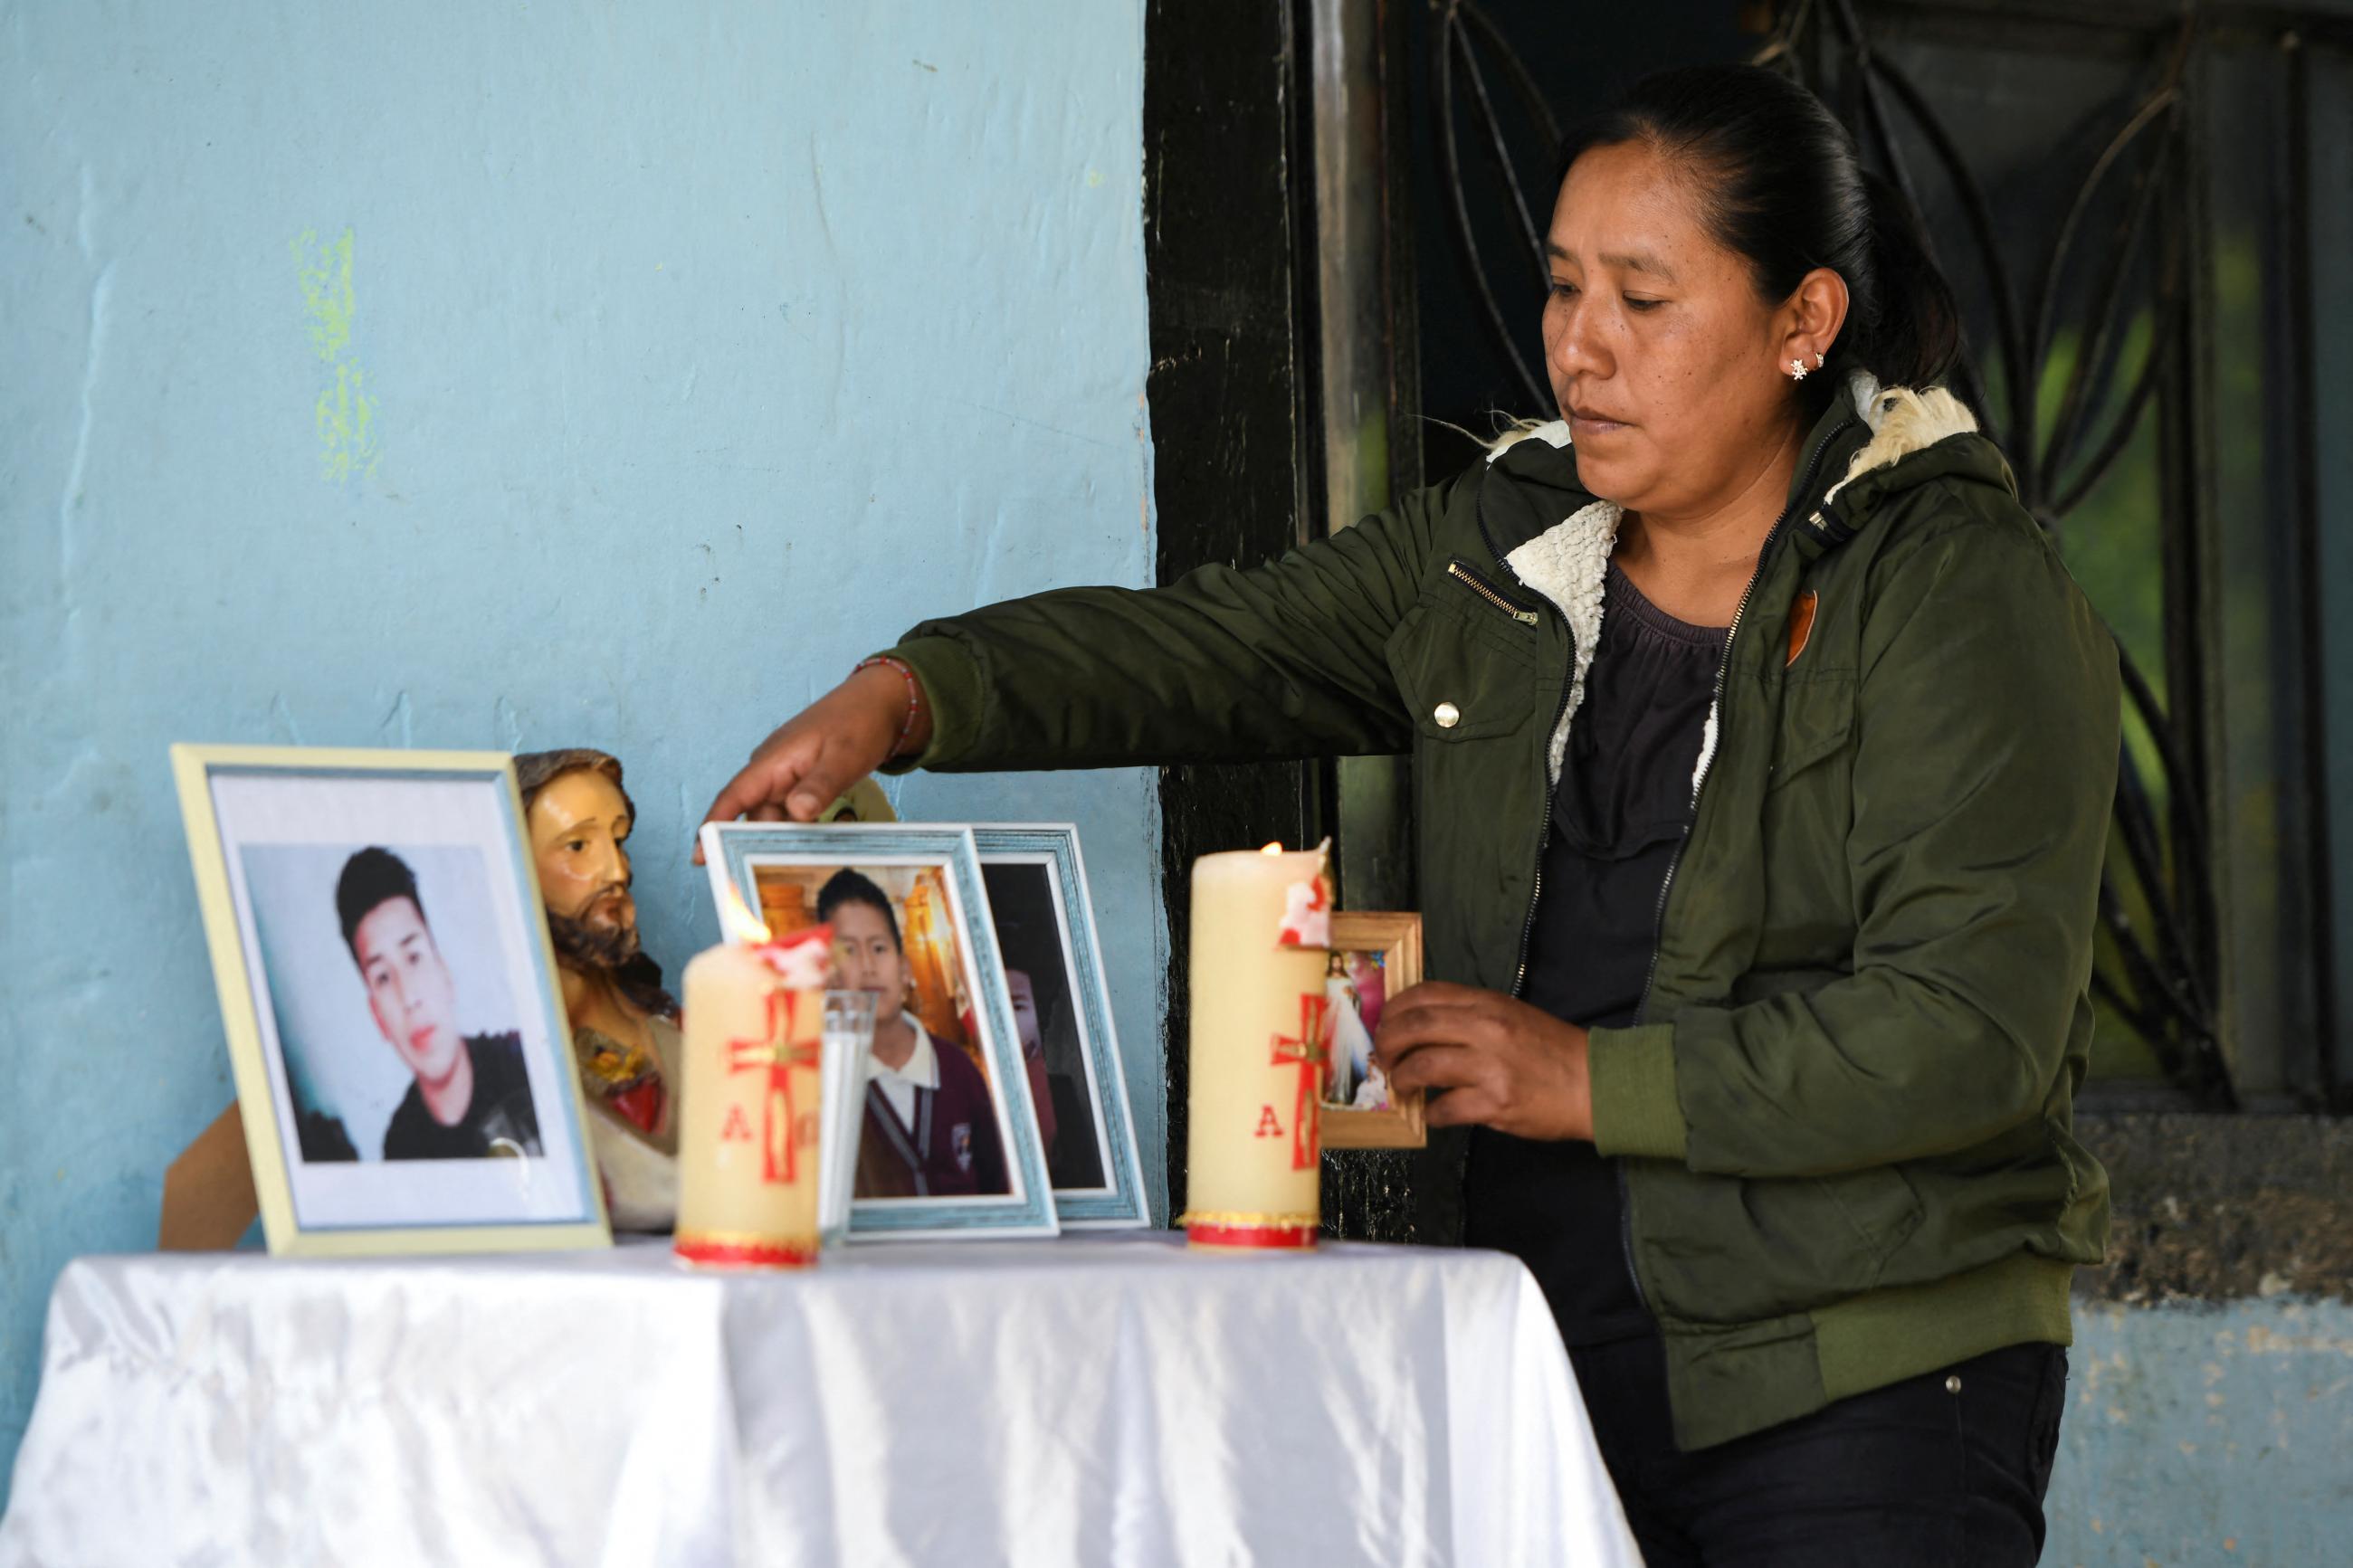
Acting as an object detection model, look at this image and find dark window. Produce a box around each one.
[1400,0,2353,1112]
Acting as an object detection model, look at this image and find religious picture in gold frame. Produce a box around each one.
[1318,912,1426,1150]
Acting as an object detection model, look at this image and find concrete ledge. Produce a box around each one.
[2074,1110,2353,1305]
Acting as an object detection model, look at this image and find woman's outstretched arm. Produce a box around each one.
[701,471,1472,830]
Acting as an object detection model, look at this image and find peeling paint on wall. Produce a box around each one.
[2048,1299,2353,1564]
[376,689,414,747]
[291,227,380,482]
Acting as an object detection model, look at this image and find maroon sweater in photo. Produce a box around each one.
[855,1035,1010,1199]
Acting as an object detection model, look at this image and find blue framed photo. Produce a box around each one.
[698,822,1060,1240]
[970,825,1150,1229]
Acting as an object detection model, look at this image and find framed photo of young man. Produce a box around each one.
[171,745,611,1256]
[1319,912,1427,1150]
[971,825,1150,1229]
[698,822,1059,1240]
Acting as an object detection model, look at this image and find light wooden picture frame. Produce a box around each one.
[970,825,1152,1229]
[171,744,612,1257]
[1319,911,1427,1151]
[699,821,1060,1240]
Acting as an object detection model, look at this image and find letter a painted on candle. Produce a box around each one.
[1269,992,1332,1170]
[722,1104,755,1141]
[1254,1105,1284,1139]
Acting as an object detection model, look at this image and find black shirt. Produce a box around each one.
[1464,560,1726,1346]
[382,1031,544,1160]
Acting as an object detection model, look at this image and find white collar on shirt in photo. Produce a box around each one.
[867,1016,940,1124]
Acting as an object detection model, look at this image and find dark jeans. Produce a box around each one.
[1570,1335,2068,1567]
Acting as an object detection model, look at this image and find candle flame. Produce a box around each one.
[719,882,772,945]
[1260,841,1284,856]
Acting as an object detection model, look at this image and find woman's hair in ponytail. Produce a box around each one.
[1855,166,1962,391]
[1557,64,1964,392]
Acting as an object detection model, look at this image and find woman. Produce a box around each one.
[819,869,1010,1200]
[705,65,2116,1564]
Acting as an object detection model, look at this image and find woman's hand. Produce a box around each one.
[694,663,930,859]
[1371,982,1594,1141]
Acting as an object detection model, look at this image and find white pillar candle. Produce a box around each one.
[1182,841,1334,1250]
[673,920,832,1269]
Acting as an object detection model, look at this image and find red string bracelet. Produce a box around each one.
[853,655,925,756]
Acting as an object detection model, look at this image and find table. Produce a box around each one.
[0,1233,1637,1566]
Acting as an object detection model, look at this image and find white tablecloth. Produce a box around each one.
[0,1233,1637,1567]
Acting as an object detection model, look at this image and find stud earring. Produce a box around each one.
[1813,352,1825,370]
[1787,357,1809,382]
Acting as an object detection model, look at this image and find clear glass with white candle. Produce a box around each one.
[817,988,876,1249]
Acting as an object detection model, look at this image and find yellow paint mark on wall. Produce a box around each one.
[291,227,381,482]
[315,364,378,484]
[292,228,356,361]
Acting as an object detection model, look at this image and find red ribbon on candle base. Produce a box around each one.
[1183,1215,1319,1250]
[673,1231,818,1269]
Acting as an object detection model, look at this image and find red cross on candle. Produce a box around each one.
[724,987,821,1184]
[1269,991,1333,1171]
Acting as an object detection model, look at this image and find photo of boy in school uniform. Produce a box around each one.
[822,868,1009,1199]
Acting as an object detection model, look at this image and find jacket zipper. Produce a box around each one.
[1510,786,1564,995]
[1509,675,1576,995]
[1612,412,1860,1315]
[1447,558,1543,625]
[1630,413,1854,1027]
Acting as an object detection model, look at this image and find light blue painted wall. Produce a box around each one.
[2047,1299,2353,1565]
[0,1,1160,1501]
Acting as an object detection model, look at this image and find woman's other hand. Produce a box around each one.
[694,662,930,859]
[1371,982,1594,1141]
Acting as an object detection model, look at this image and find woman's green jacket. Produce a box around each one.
[885,375,2121,1450]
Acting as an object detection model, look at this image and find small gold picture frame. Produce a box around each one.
[1319,912,1426,1150]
